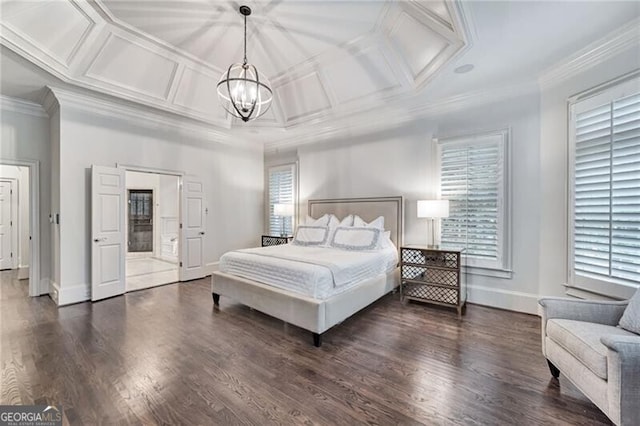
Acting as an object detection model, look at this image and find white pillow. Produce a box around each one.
[377,230,392,249]
[304,214,330,226]
[330,226,381,251]
[353,215,384,230]
[292,226,329,246]
[327,214,340,229]
[339,214,355,227]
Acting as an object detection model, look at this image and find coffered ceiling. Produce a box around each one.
[1,1,639,142]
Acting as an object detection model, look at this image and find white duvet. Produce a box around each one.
[218,244,398,300]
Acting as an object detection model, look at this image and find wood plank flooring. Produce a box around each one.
[1,270,611,425]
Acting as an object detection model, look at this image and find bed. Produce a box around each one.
[211,196,403,346]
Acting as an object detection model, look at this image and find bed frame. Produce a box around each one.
[211,196,404,347]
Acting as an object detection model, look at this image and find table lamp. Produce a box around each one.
[273,203,294,237]
[417,200,449,247]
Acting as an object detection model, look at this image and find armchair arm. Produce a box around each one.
[601,335,640,426]
[538,297,628,325]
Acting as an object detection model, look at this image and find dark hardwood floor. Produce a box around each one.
[1,270,611,425]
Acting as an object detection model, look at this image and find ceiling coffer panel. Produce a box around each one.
[0,0,94,68]
[389,11,451,80]
[275,72,332,123]
[323,46,400,105]
[173,65,227,120]
[86,34,178,100]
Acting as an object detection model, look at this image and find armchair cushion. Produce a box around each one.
[547,319,637,380]
[619,289,640,334]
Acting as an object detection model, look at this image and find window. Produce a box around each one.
[438,130,510,273]
[569,76,640,291]
[267,163,296,236]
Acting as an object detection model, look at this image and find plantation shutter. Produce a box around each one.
[268,164,295,236]
[573,90,640,286]
[439,134,505,268]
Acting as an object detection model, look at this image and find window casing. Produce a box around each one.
[267,163,297,236]
[569,76,640,293]
[438,129,511,273]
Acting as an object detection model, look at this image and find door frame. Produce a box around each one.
[0,158,40,297]
[116,164,184,282]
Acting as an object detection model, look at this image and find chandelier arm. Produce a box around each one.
[246,65,259,119]
[225,64,247,120]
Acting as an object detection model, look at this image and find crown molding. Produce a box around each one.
[263,80,538,154]
[539,17,640,89]
[43,86,260,149]
[0,95,48,118]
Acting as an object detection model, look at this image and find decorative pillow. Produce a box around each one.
[292,225,329,246]
[377,230,392,250]
[304,214,330,226]
[619,289,640,334]
[353,215,384,230]
[330,226,381,251]
[339,214,355,227]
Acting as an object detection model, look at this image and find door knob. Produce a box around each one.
[199,231,205,235]
[93,237,106,242]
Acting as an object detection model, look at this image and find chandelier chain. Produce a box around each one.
[243,14,247,65]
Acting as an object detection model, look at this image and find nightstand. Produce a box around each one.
[261,235,293,247]
[400,245,466,318]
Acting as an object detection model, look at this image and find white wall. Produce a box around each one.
[52,89,263,305]
[0,98,51,294]
[0,164,29,271]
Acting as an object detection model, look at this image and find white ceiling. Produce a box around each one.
[1,1,639,142]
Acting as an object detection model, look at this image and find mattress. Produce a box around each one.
[218,244,398,300]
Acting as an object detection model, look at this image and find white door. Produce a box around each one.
[0,181,13,270]
[180,176,206,281]
[91,166,126,301]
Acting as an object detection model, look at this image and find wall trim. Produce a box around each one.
[57,283,91,306]
[539,17,640,89]
[263,82,538,153]
[467,284,539,315]
[44,86,260,149]
[206,261,219,275]
[0,95,48,117]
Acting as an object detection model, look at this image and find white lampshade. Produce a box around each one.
[417,200,449,218]
[274,203,294,217]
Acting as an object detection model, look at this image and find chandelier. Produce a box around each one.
[217,5,273,122]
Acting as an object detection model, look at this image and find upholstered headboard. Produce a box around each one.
[308,196,404,249]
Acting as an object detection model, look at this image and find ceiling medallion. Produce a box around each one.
[217,5,273,122]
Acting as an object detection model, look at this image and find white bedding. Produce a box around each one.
[218,244,398,300]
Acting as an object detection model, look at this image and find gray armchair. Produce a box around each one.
[539,297,640,426]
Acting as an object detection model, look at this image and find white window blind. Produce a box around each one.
[438,131,509,271]
[571,85,640,288]
[268,164,296,236]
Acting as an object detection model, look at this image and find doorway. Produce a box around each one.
[125,170,180,292]
[0,160,39,297]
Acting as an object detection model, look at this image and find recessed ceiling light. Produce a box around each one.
[454,64,474,74]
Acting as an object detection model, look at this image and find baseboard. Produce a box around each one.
[49,280,60,305]
[467,284,539,315]
[206,261,219,275]
[39,277,50,296]
[57,283,90,306]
